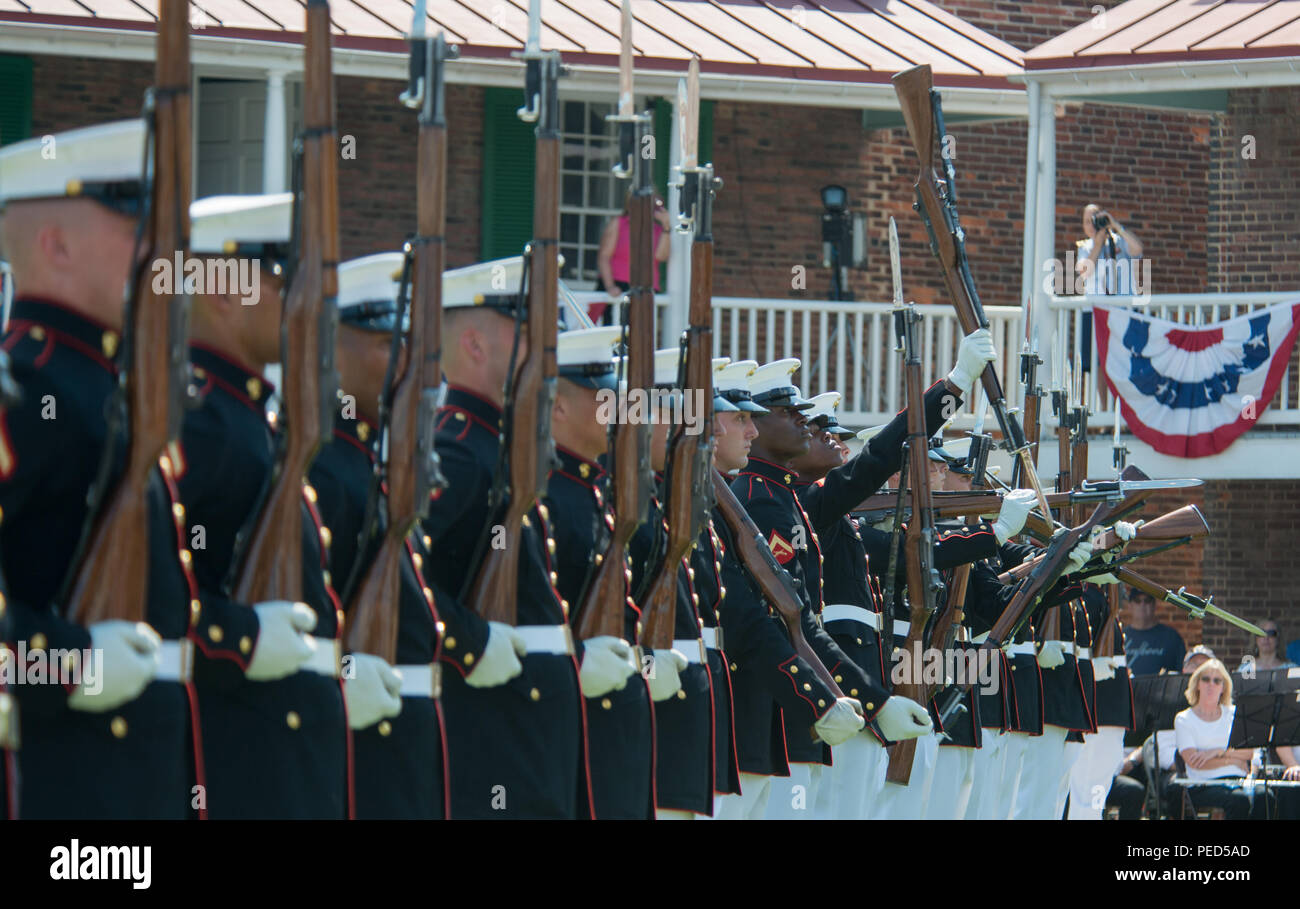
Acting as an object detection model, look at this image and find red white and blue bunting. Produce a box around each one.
[1095,301,1300,458]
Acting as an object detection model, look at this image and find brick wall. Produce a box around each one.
[930,0,1116,53]
[30,56,153,133]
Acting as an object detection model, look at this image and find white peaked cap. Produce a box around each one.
[856,424,886,443]
[942,436,973,460]
[442,252,565,311]
[0,119,144,207]
[805,392,842,422]
[191,193,293,253]
[557,326,623,367]
[714,359,758,392]
[338,252,404,308]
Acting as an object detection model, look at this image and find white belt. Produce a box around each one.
[1075,647,1092,660]
[0,692,16,750]
[155,639,194,683]
[302,636,342,678]
[821,604,882,632]
[1005,642,1037,656]
[672,639,708,664]
[1111,654,1126,668]
[893,620,911,638]
[395,663,442,699]
[516,625,575,656]
[1046,640,1077,658]
[699,626,724,651]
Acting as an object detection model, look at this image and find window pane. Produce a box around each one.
[588,174,611,210]
[564,100,584,134]
[584,215,605,245]
[583,249,599,277]
[560,246,579,281]
[563,174,583,207]
[561,213,580,244]
[588,102,612,133]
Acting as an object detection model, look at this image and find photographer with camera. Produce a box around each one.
[1076,203,1144,295]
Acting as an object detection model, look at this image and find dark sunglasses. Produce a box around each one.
[1199,676,1225,685]
[1263,629,1279,638]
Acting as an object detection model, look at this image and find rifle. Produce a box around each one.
[344,5,452,662]
[884,300,945,786]
[232,0,339,605]
[1096,411,1132,660]
[891,64,1051,520]
[998,504,1211,584]
[1013,303,1043,489]
[466,1,561,623]
[712,471,841,740]
[640,58,716,651]
[67,0,192,625]
[1115,566,1264,636]
[574,1,652,642]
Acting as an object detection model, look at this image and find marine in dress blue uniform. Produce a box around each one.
[422,258,587,819]
[178,193,348,819]
[0,122,199,819]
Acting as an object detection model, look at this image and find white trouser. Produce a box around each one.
[764,763,822,820]
[997,732,1032,820]
[965,732,1006,820]
[655,807,696,820]
[1057,738,1085,819]
[924,746,975,820]
[813,734,885,820]
[711,772,771,820]
[873,733,939,820]
[1014,724,1069,820]
[1067,725,1128,820]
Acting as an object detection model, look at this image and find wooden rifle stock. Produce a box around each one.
[640,168,716,649]
[234,0,339,606]
[68,0,191,625]
[1095,583,1120,659]
[345,31,452,662]
[711,471,841,740]
[467,50,561,624]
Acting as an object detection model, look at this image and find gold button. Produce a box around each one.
[834,674,843,683]
[239,636,252,655]
[304,485,318,504]
[180,550,193,568]
[864,702,874,711]
[422,586,434,604]
[246,376,263,399]
[549,571,558,586]
[677,689,687,700]
[423,535,432,548]
[594,553,604,566]
[444,637,456,650]
[851,689,859,697]
[521,515,531,529]
[319,526,332,549]
[719,586,726,601]
[323,570,332,587]
[538,504,549,521]
[856,638,863,646]
[336,609,345,627]
[30,633,47,652]
[435,622,445,635]
[789,665,798,674]
[378,720,392,736]
[209,626,224,643]
[818,699,826,709]
[579,463,591,479]
[730,663,738,671]
[529,688,541,702]
[110,716,128,739]
[286,711,301,730]
[172,502,185,522]
[412,552,423,572]
[357,423,370,442]
[464,653,475,666]
[29,326,46,341]
[601,697,612,710]
[803,683,812,691]
[193,366,206,380]
[0,591,5,619]
[454,411,466,420]
[560,598,570,617]
[190,599,201,626]
[547,538,556,556]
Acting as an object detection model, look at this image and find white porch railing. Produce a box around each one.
[568,290,1300,435]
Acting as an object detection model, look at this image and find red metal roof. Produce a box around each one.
[1027,0,1300,70]
[0,0,1024,85]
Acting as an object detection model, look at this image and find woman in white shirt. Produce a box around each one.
[1173,659,1254,819]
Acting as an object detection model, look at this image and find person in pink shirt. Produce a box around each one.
[593,191,672,323]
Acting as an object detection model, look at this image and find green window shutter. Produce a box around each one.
[480,86,536,260]
[0,55,33,147]
[651,97,715,198]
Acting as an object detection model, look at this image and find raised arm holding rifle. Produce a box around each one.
[0,0,202,819]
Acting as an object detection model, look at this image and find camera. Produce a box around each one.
[1092,211,1110,231]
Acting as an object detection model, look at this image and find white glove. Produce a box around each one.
[992,489,1037,544]
[1112,520,1138,544]
[68,621,161,713]
[874,695,934,741]
[1064,538,1094,575]
[344,652,403,730]
[1092,656,1116,683]
[814,697,867,746]
[1037,639,1066,669]
[646,648,689,702]
[947,328,997,392]
[1093,571,1121,585]
[579,635,639,698]
[246,600,317,681]
[465,622,527,689]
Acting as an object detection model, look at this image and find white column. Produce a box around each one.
[1019,78,1041,394]
[1033,87,1058,389]
[262,70,288,194]
[664,98,690,349]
